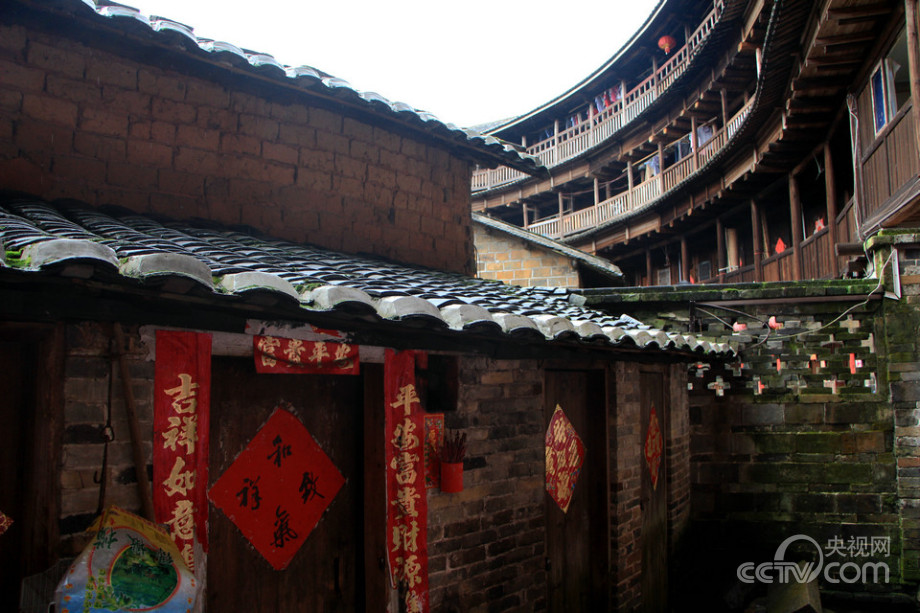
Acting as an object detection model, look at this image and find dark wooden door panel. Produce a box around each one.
[545,369,608,612]
[208,357,364,611]
[640,370,668,613]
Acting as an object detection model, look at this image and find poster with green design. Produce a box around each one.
[54,506,199,612]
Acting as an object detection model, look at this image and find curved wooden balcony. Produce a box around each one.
[471,0,725,193]
[527,97,753,240]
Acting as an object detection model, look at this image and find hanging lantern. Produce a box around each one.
[658,35,677,54]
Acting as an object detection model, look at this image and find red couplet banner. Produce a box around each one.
[385,349,429,613]
[153,330,212,570]
[253,335,359,375]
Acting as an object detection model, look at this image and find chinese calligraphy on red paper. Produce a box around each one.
[385,350,429,613]
[544,405,585,513]
[644,404,663,490]
[153,330,211,570]
[207,407,344,570]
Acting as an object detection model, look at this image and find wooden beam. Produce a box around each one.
[827,3,891,19]
[815,32,878,47]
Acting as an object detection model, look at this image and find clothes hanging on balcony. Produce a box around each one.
[695,123,714,148]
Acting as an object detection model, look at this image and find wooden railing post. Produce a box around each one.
[789,174,804,280]
[823,143,839,278]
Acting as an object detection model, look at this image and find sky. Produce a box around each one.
[126,0,659,129]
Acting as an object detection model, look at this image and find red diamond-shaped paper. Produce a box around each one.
[208,407,344,570]
[544,405,585,513]
[644,404,662,490]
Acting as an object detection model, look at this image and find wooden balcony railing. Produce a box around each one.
[860,103,919,221]
[526,97,753,239]
[471,1,724,193]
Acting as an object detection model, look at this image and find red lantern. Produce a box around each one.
[658,35,677,54]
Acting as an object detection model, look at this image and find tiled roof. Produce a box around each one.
[18,0,545,176]
[0,196,734,357]
[473,213,623,284]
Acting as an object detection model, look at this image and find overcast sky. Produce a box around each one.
[127,1,658,129]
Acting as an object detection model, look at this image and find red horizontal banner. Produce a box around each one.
[254,335,359,375]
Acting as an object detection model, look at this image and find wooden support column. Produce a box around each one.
[789,174,804,280]
[521,135,527,148]
[906,0,920,157]
[652,57,659,93]
[594,177,600,206]
[680,236,689,283]
[646,249,653,286]
[553,120,560,165]
[720,88,729,128]
[657,141,665,195]
[627,160,635,207]
[690,115,699,171]
[522,203,529,229]
[823,143,839,277]
[557,192,564,232]
[605,182,611,200]
[716,217,726,283]
[751,199,763,281]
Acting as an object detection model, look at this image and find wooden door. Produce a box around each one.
[640,370,668,612]
[208,357,365,611]
[0,341,29,609]
[544,369,608,612]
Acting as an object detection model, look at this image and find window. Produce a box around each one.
[657,267,671,286]
[698,260,711,281]
[871,30,910,135]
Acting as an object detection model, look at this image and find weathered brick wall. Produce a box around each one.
[0,19,474,274]
[60,323,151,556]
[428,357,548,612]
[473,224,580,288]
[586,279,912,600]
[612,361,642,610]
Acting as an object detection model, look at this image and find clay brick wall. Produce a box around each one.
[428,357,548,612]
[473,223,580,288]
[0,20,474,274]
[589,280,910,599]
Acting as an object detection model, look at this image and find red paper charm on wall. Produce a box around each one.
[644,404,663,490]
[544,405,585,513]
[0,510,12,536]
[254,335,359,375]
[208,407,344,570]
[424,414,444,490]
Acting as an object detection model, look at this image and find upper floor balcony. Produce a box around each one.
[471,0,725,194]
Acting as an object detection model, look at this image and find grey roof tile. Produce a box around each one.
[0,196,734,357]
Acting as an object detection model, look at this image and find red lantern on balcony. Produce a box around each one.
[658,35,677,54]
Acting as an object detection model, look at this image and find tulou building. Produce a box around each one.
[472,0,919,288]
